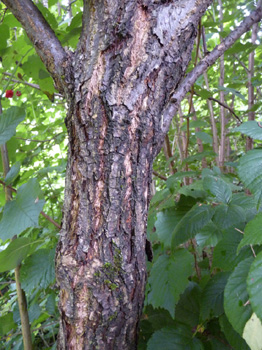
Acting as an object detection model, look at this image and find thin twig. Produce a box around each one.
[2,72,63,98]
[152,171,167,181]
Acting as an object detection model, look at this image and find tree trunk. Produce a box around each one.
[4,0,262,348]
[55,2,211,348]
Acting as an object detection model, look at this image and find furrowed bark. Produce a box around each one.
[4,0,262,349]
[56,1,212,348]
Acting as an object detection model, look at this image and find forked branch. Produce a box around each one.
[1,0,72,95]
[161,6,262,136]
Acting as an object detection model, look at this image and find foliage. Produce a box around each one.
[0,0,262,349]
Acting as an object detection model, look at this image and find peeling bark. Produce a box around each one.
[3,0,262,348]
[56,1,212,348]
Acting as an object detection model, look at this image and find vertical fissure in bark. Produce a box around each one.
[55,1,213,348]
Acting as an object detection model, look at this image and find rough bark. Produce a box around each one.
[56,2,212,348]
[3,0,262,349]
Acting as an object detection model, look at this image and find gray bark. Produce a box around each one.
[3,0,262,349]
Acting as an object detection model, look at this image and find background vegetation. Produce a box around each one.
[0,0,262,349]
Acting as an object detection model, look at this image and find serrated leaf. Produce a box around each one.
[224,257,253,335]
[0,106,26,145]
[172,204,213,247]
[4,161,21,185]
[200,272,231,320]
[0,237,30,272]
[234,121,262,140]
[195,221,222,249]
[238,149,262,205]
[147,325,204,350]
[0,178,45,241]
[203,176,232,203]
[213,226,253,271]
[148,250,194,318]
[247,251,262,322]
[243,313,262,350]
[175,282,201,327]
[212,203,245,229]
[28,303,41,323]
[219,314,250,350]
[155,208,187,248]
[238,213,262,253]
[20,248,55,293]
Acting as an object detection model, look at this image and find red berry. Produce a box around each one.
[5,90,14,98]
[16,91,22,97]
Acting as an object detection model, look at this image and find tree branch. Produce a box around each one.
[2,72,64,98]
[1,0,72,95]
[161,6,262,136]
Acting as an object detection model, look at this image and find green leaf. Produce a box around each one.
[213,227,253,271]
[195,221,222,249]
[234,121,262,140]
[155,208,187,248]
[4,161,21,185]
[148,250,194,318]
[172,204,213,247]
[203,176,232,203]
[195,131,213,145]
[183,151,216,164]
[20,248,56,293]
[0,237,30,272]
[178,180,207,199]
[175,282,201,327]
[247,251,262,322]
[28,303,41,323]
[200,272,231,320]
[0,178,45,241]
[243,313,262,350]
[224,257,253,335]
[0,106,26,145]
[238,149,262,205]
[212,203,245,229]
[0,24,10,50]
[238,213,262,253]
[147,325,204,350]
[219,314,250,350]
[0,313,16,336]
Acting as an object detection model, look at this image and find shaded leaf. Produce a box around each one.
[247,251,262,322]
[212,203,245,229]
[0,313,16,336]
[148,250,194,318]
[0,178,45,241]
[20,248,55,293]
[172,204,213,247]
[155,208,187,248]
[238,149,262,205]
[238,213,262,253]
[0,237,30,272]
[0,106,25,145]
[203,176,232,203]
[175,282,201,327]
[147,325,204,350]
[219,314,249,350]
[224,257,253,335]
[4,161,21,185]
[200,272,231,320]
[213,227,253,271]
